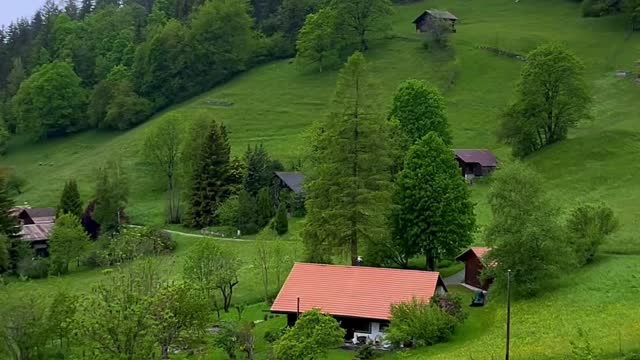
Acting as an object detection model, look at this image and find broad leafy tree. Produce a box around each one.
[187,122,231,228]
[332,0,393,51]
[566,202,618,266]
[389,133,475,270]
[389,79,452,146]
[144,116,183,224]
[274,309,345,360]
[296,8,341,72]
[484,162,572,298]
[57,179,83,218]
[49,213,90,274]
[498,44,591,157]
[12,61,87,140]
[303,52,391,265]
[183,239,241,315]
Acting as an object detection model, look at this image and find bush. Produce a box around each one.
[431,293,466,322]
[581,0,613,17]
[264,327,286,344]
[356,344,377,359]
[215,196,240,229]
[566,203,618,266]
[385,298,459,348]
[625,352,640,360]
[97,227,176,266]
[17,257,50,279]
[273,203,288,235]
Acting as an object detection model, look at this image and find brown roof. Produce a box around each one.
[413,9,458,23]
[456,247,491,262]
[455,150,497,167]
[271,263,446,321]
[19,223,54,242]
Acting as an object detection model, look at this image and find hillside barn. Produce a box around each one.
[456,247,492,291]
[454,149,497,182]
[413,10,458,33]
[271,263,447,345]
[11,207,56,256]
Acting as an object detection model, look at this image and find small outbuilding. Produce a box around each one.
[273,172,304,194]
[13,207,56,225]
[454,149,497,182]
[412,10,458,33]
[18,223,54,257]
[456,247,492,291]
[271,263,447,344]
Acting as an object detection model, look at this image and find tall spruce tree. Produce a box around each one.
[0,176,18,236]
[237,190,258,235]
[390,132,475,270]
[256,187,274,228]
[302,52,391,265]
[93,160,129,234]
[274,203,288,235]
[243,144,272,197]
[57,179,83,218]
[187,122,232,228]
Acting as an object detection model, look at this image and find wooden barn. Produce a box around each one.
[454,149,497,182]
[456,247,492,291]
[412,10,458,33]
[11,207,56,257]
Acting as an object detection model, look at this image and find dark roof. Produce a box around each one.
[274,172,305,194]
[455,150,497,167]
[413,9,458,23]
[24,208,56,219]
[271,263,446,321]
[19,223,54,242]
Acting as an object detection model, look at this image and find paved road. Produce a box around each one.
[444,270,464,286]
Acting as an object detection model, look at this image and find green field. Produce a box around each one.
[2,0,640,358]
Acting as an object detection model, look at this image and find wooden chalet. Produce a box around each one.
[454,150,497,182]
[413,10,458,33]
[271,263,447,344]
[11,207,56,256]
[455,247,492,291]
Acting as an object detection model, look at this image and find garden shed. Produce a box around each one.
[455,247,492,290]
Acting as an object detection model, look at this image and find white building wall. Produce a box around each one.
[352,321,387,344]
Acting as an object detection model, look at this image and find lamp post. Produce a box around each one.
[506,269,512,360]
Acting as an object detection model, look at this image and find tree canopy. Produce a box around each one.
[498,44,591,157]
[274,309,345,360]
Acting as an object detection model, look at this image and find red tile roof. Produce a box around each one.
[454,150,497,167]
[456,247,491,262]
[271,263,445,321]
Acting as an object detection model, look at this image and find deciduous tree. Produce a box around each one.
[296,8,340,72]
[332,0,393,51]
[183,239,241,315]
[144,116,183,224]
[566,202,618,266]
[49,213,90,274]
[93,159,129,233]
[484,162,572,298]
[12,61,87,140]
[498,44,591,157]
[303,52,391,265]
[274,309,345,360]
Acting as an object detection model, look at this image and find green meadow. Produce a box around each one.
[2,0,640,358]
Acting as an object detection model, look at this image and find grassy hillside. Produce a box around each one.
[2,0,640,358]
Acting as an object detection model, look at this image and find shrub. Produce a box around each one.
[626,352,640,360]
[566,203,618,266]
[264,327,286,344]
[215,196,240,229]
[17,257,50,279]
[431,293,466,322]
[385,298,459,348]
[273,203,288,235]
[97,227,176,266]
[356,344,377,359]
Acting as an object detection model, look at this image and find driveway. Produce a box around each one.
[444,270,464,286]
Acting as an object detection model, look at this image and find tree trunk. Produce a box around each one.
[161,344,169,360]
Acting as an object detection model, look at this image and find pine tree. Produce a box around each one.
[237,190,257,235]
[0,176,18,236]
[57,179,83,218]
[243,144,272,197]
[93,160,129,234]
[390,132,475,270]
[256,187,274,229]
[273,203,288,236]
[64,0,80,20]
[79,0,93,19]
[187,122,232,228]
[302,52,391,265]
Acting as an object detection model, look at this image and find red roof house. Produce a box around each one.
[455,247,492,290]
[271,263,447,343]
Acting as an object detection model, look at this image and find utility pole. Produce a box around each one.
[506,269,512,360]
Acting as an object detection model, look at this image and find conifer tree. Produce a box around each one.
[187,122,231,228]
[256,187,274,228]
[93,160,129,234]
[302,52,391,265]
[243,144,272,197]
[274,203,288,236]
[57,179,83,218]
[0,176,18,236]
[237,190,258,235]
